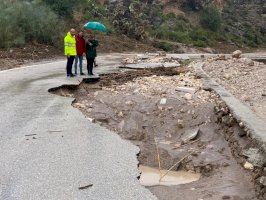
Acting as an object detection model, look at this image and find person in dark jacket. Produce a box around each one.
[74,31,86,75]
[85,35,99,76]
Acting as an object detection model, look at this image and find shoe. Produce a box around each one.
[80,73,85,75]
[70,74,75,77]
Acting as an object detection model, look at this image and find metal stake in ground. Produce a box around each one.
[159,152,194,182]
[152,125,163,179]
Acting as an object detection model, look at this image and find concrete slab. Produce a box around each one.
[121,62,180,69]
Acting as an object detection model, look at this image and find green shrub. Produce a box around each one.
[42,0,86,18]
[173,32,192,44]
[153,41,174,52]
[200,6,222,31]
[0,1,64,49]
[189,27,208,42]
[193,40,207,47]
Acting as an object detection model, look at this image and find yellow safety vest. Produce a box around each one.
[64,32,77,56]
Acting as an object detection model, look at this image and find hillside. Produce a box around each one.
[0,0,265,55]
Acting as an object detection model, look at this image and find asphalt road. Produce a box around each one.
[0,54,156,200]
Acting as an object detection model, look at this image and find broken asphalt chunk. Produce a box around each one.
[181,128,200,144]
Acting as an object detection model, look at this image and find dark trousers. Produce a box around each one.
[66,56,75,75]
[86,57,95,75]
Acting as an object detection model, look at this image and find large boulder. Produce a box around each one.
[232,50,242,59]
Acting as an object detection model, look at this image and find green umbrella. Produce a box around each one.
[84,21,106,32]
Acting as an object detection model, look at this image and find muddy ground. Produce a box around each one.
[0,43,63,71]
[51,67,264,200]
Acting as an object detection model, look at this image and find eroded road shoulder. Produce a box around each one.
[51,64,264,199]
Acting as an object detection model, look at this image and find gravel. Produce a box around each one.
[203,57,266,121]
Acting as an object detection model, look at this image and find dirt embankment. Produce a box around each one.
[0,43,63,71]
[0,35,157,71]
[51,65,265,199]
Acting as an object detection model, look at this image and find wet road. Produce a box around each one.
[0,54,156,200]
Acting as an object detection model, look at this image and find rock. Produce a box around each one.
[125,101,134,105]
[203,47,215,54]
[158,51,166,56]
[173,143,182,149]
[243,148,266,167]
[177,119,184,128]
[239,57,254,66]
[94,91,99,96]
[239,121,245,128]
[184,93,193,100]
[221,116,235,126]
[118,111,124,117]
[160,98,167,105]
[74,103,86,109]
[232,50,242,58]
[122,58,136,64]
[125,131,145,141]
[87,117,95,123]
[241,95,251,102]
[259,176,266,186]
[244,161,254,170]
[214,55,226,61]
[224,74,231,80]
[181,127,200,143]
[222,195,231,199]
[176,87,196,94]
[180,108,185,113]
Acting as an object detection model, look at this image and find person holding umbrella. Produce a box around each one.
[83,22,106,75]
[85,34,98,76]
[64,28,77,77]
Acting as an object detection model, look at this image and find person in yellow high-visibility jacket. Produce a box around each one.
[64,28,77,77]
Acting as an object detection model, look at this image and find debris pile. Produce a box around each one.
[102,72,212,106]
[121,52,180,69]
[204,56,266,120]
[54,66,260,200]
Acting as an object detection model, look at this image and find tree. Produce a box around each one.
[42,0,86,18]
[200,6,222,31]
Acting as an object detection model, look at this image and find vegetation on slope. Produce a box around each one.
[0,0,265,51]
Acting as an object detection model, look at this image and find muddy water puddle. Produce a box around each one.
[50,67,260,199]
[139,165,200,187]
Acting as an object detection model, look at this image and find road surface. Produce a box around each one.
[0,54,156,200]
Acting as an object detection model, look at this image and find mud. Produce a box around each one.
[51,67,263,200]
[139,165,201,187]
